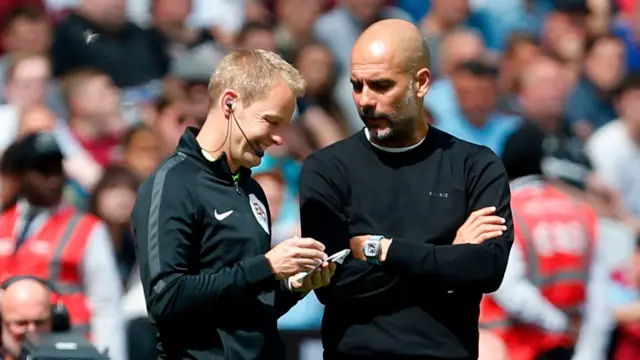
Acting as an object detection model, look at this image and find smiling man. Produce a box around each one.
[131,49,336,360]
[299,19,514,360]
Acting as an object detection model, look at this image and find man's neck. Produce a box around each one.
[196,119,239,173]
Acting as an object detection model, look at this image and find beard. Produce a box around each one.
[359,82,420,143]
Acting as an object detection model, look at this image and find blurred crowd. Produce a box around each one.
[1,0,640,359]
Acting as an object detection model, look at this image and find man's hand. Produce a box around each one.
[454,207,506,245]
[288,262,337,293]
[265,237,327,280]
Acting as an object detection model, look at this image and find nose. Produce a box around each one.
[357,85,377,110]
[271,134,283,146]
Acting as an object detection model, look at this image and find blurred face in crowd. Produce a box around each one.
[95,183,137,226]
[0,280,52,359]
[153,0,191,26]
[500,37,542,92]
[254,173,286,221]
[344,0,386,24]
[5,56,50,110]
[618,87,640,128]
[519,58,569,122]
[439,31,485,78]
[543,11,587,62]
[18,107,56,137]
[453,70,497,127]
[295,44,335,97]
[431,0,470,26]
[72,75,121,125]
[226,81,296,168]
[3,15,51,54]
[123,127,162,179]
[82,0,126,29]
[21,161,64,207]
[155,101,199,156]
[238,28,276,53]
[585,37,626,92]
[276,0,323,35]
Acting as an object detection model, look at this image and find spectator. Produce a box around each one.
[145,0,221,77]
[420,0,494,77]
[564,35,626,141]
[236,21,277,52]
[0,277,57,360]
[120,123,162,180]
[586,73,640,219]
[17,105,55,137]
[498,33,542,114]
[149,94,198,158]
[426,60,521,156]
[0,53,51,151]
[435,28,487,80]
[88,165,138,287]
[60,68,125,167]
[0,132,126,360]
[0,5,51,96]
[50,0,164,104]
[292,41,348,146]
[274,0,324,62]
[313,0,413,72]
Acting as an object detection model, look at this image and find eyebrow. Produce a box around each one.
[263,114,286,124]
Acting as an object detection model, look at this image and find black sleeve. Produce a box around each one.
[250,180,305,317]
[382,147,514,293]
[132,161,276,321]
[274,280,305,317]
[299,154,353,305]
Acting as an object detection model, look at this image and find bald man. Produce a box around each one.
[0,278,53,360]
[299,19,513,359]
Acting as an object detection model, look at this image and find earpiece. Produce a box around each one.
[225,99,235,110]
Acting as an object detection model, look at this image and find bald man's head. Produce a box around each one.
[353,19,431,72]
[350,19,431,147]
[1,278,52,357]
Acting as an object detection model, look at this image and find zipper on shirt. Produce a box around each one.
[235,182,241,195]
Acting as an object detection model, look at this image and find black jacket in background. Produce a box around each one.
[131,127,303,360]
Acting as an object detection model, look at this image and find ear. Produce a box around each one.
[415,68,431,98]
[220,90,238,118]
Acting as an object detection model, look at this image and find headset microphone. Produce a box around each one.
[226,100,265,158]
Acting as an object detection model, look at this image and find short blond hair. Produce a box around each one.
[208,49,305,108]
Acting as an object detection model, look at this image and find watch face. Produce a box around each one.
[364,241,379,257]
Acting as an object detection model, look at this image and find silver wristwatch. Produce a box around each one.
[363,235,384,265]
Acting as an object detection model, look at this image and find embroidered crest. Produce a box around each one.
[248,194,269,235]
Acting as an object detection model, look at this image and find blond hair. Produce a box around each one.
[208,49,305,108]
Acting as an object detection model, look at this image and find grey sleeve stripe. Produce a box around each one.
[147,152,187,294]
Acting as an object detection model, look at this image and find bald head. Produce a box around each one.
[352,19,430,72]
[1,278,51,312]
[1,279,52,358]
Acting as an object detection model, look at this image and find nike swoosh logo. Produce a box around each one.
[214,209,233,221]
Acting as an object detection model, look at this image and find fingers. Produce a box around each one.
[290,237,325,251]
[466,207,497,224]
[472,231,505,244]
[296,258,321,271]
[296,248,327,261]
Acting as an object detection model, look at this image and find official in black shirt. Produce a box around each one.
[131,49,335,360]
[299,20,514,360]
